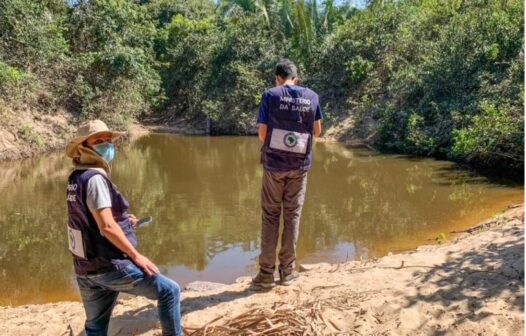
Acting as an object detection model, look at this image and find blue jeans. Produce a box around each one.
[76,263,181,336]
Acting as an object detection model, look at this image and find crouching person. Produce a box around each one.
[65,120,181,336]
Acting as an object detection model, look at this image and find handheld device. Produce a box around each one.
[135,216,153,228]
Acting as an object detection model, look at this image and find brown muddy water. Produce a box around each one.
[0,134,523,306]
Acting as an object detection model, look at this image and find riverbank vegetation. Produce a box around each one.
[0,0,523,173]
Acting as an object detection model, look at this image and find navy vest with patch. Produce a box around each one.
[261,85,318,171]
[67,169,137,275]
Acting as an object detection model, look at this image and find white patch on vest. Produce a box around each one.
[67,183,78,202]
[269,128,309,154]
[67,226,86,259]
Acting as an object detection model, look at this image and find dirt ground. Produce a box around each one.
[0,105,76,161]
[0,107,150,162]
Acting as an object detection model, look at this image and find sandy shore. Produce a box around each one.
[1,204,523,336]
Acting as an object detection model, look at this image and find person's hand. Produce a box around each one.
[132,253,160,276]
[129,214,137,229]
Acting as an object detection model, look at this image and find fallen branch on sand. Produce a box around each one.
[184,292,371,336]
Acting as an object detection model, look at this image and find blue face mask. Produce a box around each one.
[92,142,115,162]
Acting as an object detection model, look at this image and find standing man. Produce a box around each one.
[252,59,322,290]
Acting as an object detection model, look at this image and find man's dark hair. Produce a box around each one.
[275,59,298,79]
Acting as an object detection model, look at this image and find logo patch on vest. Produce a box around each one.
[269,128,309,154]
[284,132,298,148]
[67,226,86,259]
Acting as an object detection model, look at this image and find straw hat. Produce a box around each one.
[66,119,125,158]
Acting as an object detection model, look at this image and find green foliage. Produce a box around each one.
[435,232,446,244]
[451,99,523,168]
[159,13,218,118]
[346,56,374,82]
[0,61,29,99]
[0,0,522,173]
[0,0,69,68]
[0,62,23,83]
[159,9,277,133]
[206,12,278,133]
[66,0,161,127]
[0,0,69,107]
[18,125,46,146]
[311,0,524,173]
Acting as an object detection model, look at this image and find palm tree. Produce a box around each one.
[219,0,270,26]
[218,0,355,63]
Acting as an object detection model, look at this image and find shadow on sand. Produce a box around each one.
[92,287,254,335]
[404,224,524,336]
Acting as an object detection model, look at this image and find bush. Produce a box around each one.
[451,100,523,169]
[0,0,522,174]
[308,0,524,173]
[66,0,161,127]
[159,10,278,134]
[0,61,27,98]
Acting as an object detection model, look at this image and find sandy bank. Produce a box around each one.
[0,109,149,162]
[1,204,523,335]
[0,114,366,162]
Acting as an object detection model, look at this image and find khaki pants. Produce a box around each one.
[259,169,308,274]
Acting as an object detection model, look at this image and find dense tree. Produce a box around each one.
[0,0,523,173]
[0,0,70,105]
[308,0,524,172]
[65,0,161,126]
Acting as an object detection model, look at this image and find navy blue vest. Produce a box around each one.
[67,169,137,275]
[261,85,318,171]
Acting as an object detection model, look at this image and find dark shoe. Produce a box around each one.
[250,272,276,291]
[279,270,299,286]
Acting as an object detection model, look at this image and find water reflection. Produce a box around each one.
[0,135,522,306]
